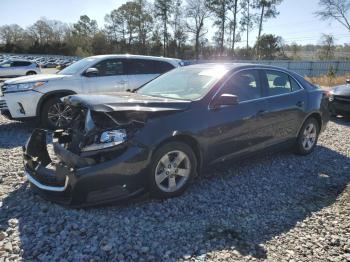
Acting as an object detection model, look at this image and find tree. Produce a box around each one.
[255,0,283,58]
[227,0,241,55]
[134,0,154,53]
[318,34,336,60]
[240,0,258,50]
[73,15,98,38]
[0,24,24,45]
[315,0,350,31]
[185,0,210,59]
[105,9,127,43]
[207,0,230,55]
[255,34,282,59]
[154,0,174,56]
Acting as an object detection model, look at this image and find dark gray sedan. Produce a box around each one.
[23,63,330,206]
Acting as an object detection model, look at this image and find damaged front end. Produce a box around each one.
[23,109,153,206]
[23,93,190,206]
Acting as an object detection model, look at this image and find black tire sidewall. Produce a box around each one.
[296,117,320,155]
[148,141,197,199]
[40,97,63,130]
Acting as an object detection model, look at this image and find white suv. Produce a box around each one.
[0,55,182,128]
[0,60,41,77]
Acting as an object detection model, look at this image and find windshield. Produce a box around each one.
[58,57,96,75]
[137,66,229,100]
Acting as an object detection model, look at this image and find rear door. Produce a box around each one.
[259,69,307,144]
[127,59,175,90]
[208,69,271,162]
[82,58,129,94]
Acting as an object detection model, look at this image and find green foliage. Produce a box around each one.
[326,65,336,87]
[255,34,282,59]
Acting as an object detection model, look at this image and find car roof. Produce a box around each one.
[184,63,292,72]
[88,54,182,63]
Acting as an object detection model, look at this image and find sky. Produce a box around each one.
[0,0,349,46]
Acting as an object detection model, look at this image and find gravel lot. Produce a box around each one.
[0,115,350,262]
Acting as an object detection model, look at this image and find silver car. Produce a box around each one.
[0,60,41,77]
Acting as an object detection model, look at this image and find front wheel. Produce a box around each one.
[295,117,320,155]
[40,97,73,130]
[148,142,197,199]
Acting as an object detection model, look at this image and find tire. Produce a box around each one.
[148,141,197,199]
[295,117,320,155]
[40,97,73,130]
[26,71,37,75]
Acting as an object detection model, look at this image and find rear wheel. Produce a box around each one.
[40,97,73,130]
[148,142,197,198]
[295,117,320,155]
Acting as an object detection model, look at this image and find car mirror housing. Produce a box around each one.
[85,67,99,77]
[211,93,239,109]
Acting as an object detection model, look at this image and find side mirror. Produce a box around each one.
[211,93,239,109]
[84,67,99,77]
[346,79,350,84]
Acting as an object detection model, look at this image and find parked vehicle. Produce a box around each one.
[0,55,182,129]
[328,80,350,116]
[0,60,41,77]
[23,63,330,206]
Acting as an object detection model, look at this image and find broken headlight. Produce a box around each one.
[81,129,127,152]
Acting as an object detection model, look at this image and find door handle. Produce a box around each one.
[117,80,127,85]
[296,101,304,107]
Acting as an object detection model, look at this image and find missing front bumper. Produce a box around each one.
[23,129,149,206]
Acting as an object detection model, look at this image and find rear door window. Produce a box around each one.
[153,61,174,74]
[12,61,31,67]
[128,59,175,75]
[128,59,155,75]
[263,70,302,96]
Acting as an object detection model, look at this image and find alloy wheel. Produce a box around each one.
[155,150,191,193]
[302,123,317,150]
[47,102,73,128]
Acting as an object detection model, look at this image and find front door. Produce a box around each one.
[82,58,129,94]
[0,61,13,77]
[207,69,271,163]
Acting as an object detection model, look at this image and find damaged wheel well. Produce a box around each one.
[154,135,203,175]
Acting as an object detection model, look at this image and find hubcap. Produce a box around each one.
[302,123,317,150]
[47,102,73,128]
[155,150,191,193]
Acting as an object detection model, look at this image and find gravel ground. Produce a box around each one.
[0,115,350,262]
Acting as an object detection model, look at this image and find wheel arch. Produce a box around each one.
[26,70,37,75]
[36,90,76,117]
[152,134,203,176]
[298,112,323,136]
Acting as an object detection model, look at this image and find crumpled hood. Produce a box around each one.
[4,74,67,84]
[332,84,350,96]
[64,92,191,112]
